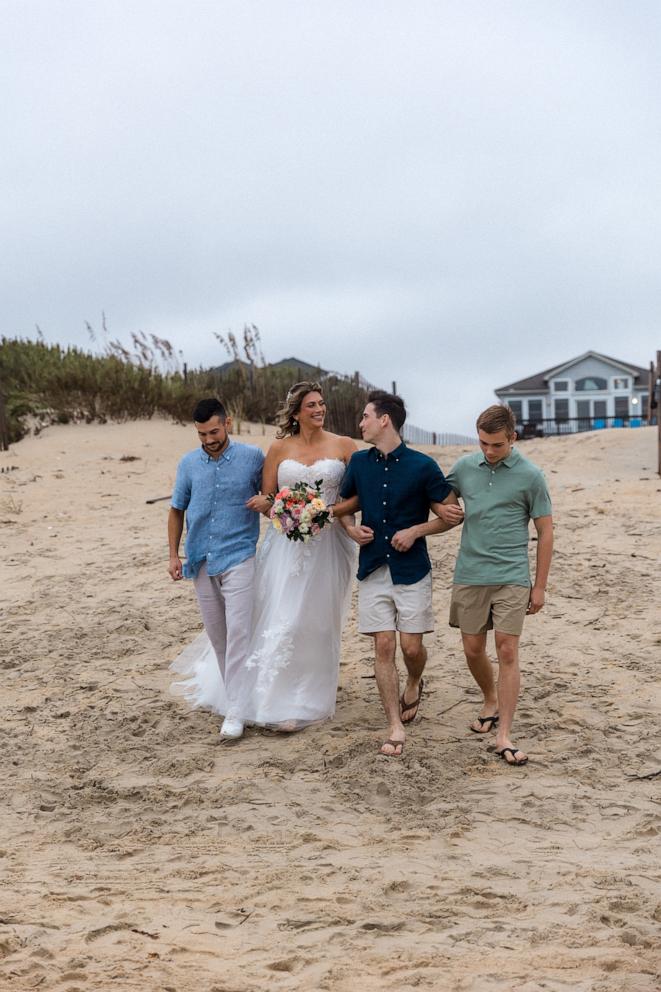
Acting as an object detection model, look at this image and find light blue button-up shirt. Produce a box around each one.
[171,440,265,578]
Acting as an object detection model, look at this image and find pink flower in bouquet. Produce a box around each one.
[269,479,332,542]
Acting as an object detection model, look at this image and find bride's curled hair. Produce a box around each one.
[275,381,323,438]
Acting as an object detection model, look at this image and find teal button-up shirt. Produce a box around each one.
[171,440,264,578]
[446,448,552,587]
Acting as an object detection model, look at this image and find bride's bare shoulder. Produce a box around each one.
[264,437,289,462]
[266,437,306,462]
[327,433,359,461]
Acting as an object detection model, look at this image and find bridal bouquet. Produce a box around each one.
[269,480,331,542]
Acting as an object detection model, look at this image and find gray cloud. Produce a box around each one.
[2,0,660,432]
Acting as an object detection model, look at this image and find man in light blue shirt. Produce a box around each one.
[168,397,264,739]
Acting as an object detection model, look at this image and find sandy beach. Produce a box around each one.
[1,419,659,991]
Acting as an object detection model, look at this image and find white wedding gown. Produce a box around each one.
[171,458,356,728]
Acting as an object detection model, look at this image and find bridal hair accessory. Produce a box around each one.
[286,380,321,404]
[286,382,306,402]
[270,481,331,542]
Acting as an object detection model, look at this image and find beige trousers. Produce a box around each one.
[193,557,255,719]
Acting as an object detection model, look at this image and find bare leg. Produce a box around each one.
[399,632,426,719]
[494,631,527,763]
[461,631,499,732]
[373,631,405,755]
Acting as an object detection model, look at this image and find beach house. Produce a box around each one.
[495,351,651,436]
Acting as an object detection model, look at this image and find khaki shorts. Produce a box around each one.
[359,566,434,634]
[449,584,530,636]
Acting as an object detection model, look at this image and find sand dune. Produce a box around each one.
[1,420,659,991]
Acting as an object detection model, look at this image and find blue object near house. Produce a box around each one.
[494,351,650,436]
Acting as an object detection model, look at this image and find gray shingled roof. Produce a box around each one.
[495,351,649,394]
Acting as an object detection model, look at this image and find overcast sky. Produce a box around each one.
[3,0,660,433]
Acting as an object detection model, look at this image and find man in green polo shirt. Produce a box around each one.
[446,404,553,766]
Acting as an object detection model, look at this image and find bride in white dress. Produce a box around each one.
[171,381,357,731]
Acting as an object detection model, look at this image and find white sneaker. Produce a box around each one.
[220,717,244,740]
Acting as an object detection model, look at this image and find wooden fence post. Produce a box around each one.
[0,389,9,451]
[657,351,661,478]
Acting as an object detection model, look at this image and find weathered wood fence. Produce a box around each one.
[0,387,9,451]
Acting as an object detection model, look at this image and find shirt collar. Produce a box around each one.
[369,441,406,463]
[478,446,520,469]
[199,438,234,464]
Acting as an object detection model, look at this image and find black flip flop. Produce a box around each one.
[496,746,528,766]
[470,713,499,734]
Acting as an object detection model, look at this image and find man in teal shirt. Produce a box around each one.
[446,404,553,766]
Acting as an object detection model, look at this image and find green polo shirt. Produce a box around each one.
[446,448,552,587]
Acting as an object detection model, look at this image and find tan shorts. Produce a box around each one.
[449,584,530,636]
[358,566,434,634]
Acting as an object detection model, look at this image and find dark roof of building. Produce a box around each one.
[268,357,327,376]
[495,351,649,394]
[212,356,327,377]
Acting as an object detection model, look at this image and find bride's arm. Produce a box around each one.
[331,494,360,517]
[332,436,360,517]
[246,443,282,515]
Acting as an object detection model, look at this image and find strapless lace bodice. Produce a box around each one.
[277,458,347,505]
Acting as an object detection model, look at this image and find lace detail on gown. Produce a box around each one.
[170,457,356,728]
[271,458,346,578]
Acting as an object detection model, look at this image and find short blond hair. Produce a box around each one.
[476,404,516,436]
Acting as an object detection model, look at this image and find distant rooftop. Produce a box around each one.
[495,350,648,393]
[214,356,327,377]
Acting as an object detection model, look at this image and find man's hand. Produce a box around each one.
[246,494,273,514]
[527,585,545,614]
[347,524,374,546]
[391,526,419,552]
[168,556,184,581]
[436,502,464,526]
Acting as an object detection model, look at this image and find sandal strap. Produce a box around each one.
[497,747,528,764]
[476,714,499,726]
[400,678,424,713]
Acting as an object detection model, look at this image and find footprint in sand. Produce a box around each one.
[84,921,135,942]
[267,956,301,972]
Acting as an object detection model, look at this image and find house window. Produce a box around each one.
[613,377,629,390]
[528,399,543,423]
[637,394,648,417]
[507,400,523,421]
[552,380,569,392]
[575,376,607,391]
[554,398,569,422]
[614,396,629,418]
[593,400,607,418]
